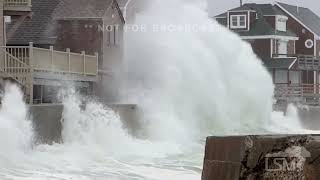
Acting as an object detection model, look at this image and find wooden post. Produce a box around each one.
[66,48,70,73]
[29,42,34,104]
[95,52,98,75]
[50,46,54,71]
[0,0,4,73]
[316,71,319,94]
[82,51,86,75]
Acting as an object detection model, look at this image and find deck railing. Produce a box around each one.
[274,83,320,97]
[32,47,98,75]
[274,83,320,106]
[4,0,31,11]
[0,43,98,103]
[2,44,98,76]
[273,54,320,70]
[4,0,31,6]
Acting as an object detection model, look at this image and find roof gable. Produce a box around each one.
[214,3,296,38]
[52,0,114,18]
[276,2,320,37]
[8,0,125,45]
[214,3,285,18]
[7,0,60,45]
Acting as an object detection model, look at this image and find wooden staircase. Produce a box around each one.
[0,46,33,103]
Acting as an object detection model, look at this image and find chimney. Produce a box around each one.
[240,0,243,6]
[296,1,299,14]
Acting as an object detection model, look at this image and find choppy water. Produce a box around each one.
[0,0,315,179]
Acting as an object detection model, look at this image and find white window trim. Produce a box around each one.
[230,15,246,29]
[275,15,288,32]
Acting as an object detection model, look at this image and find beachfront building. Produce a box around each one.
[0,0,125,104]
[215,2,320,106]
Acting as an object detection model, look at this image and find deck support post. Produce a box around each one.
[29,42,33,104]
[66,48,70,73]
[95,52,98,76]
[82,51,86,75]
[50,46,54,71]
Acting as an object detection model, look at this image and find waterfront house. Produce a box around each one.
[215,2,320,106]
[0,0,124,104]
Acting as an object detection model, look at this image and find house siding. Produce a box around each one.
[248,39,271,58]
[316,40,320,57]
[228,11,249,31]
[264,16,275,29]
[55,19,103,55]
[273,39,278,55]
[250,12,257,24]
[286,15,314,55]
[288,40,295,55]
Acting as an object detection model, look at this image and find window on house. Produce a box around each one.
[275,70,288,84]
[276,15,288,32]
[106,25,120,46]
[277,40,288,56]
[230,15,246,29]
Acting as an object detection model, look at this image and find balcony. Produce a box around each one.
[272,54,320,70]
[4,0,31,12]
[0,43,98,104]
[274,83,320,106]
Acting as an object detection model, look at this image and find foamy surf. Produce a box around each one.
[0,0,319,179]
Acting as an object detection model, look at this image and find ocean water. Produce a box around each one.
[0,0,315,179]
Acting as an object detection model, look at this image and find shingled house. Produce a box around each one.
[215,2,320,106]
[1,0,124,103]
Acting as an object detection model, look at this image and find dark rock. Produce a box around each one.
[202,135,320,180]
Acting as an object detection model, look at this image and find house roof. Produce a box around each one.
[215,12,227,18]
[7,0,123,45]
[214,3,285,18]
[276,2,320,37]
[263,57,297,69]
[228,5,253,12]
[117,0,128,11]
[52,0,114,18]
[215,3,296,38]
[247,3,285,16]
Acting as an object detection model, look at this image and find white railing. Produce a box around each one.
[0,43,98,104]
[4,0,31,6]
[32,47,98,75]
[1,44,98,76]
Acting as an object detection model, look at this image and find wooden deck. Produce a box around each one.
[0,43,98,104]
[273,54,320,70]
[4,0,31,12]
[274,83,320,106]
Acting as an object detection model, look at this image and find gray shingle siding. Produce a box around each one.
[7,0,124,45]
[7,0,60,45]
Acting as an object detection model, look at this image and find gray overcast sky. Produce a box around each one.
[208,0,319,17]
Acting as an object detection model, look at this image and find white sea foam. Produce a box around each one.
[0,0,318,179]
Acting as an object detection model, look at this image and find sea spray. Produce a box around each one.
[0,0,315,179]
[0,84,33,165]
[60,88,184,158]
[124,0,274,139]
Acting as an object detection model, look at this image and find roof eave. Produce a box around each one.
[241,35,299,40]
[275,2,320,39]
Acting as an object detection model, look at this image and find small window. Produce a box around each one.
[230,15,247,29]
[275,70,288,84]
[239,16,246,26]
[276,15,288,32]
[231,16,237,27]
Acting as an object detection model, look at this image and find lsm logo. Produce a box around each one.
[265,146,311,172]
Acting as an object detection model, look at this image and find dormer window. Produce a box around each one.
[276,15,288,32]
[230,15,246,29]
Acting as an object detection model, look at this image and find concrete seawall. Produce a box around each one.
[202,135,320,180]
[29,104,138,144]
